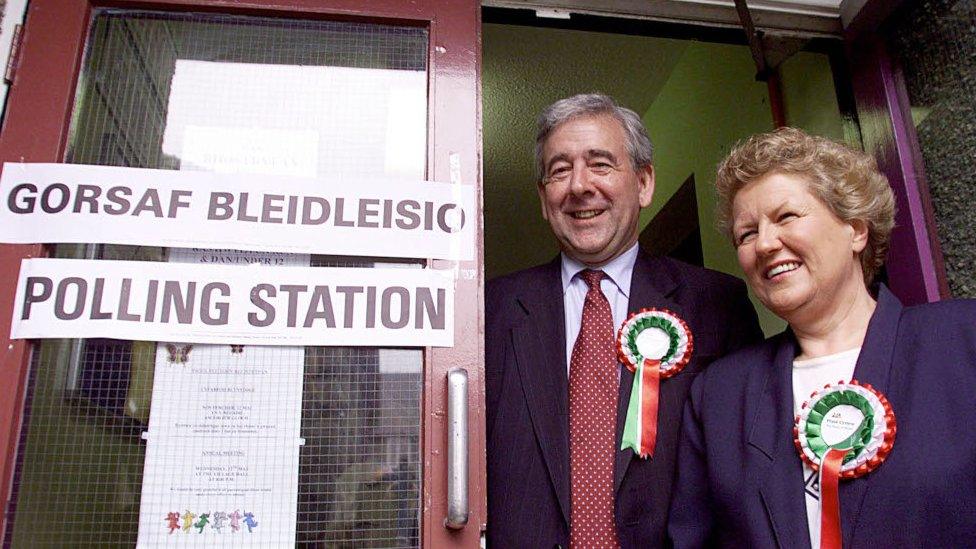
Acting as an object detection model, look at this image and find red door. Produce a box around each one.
[0,1,484,546]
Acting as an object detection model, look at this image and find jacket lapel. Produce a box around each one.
[512,258,571,525]
[613,252,681,495]
[839,286,903,546]
[751,332,810,548]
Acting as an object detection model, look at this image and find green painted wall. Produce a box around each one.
[641,41,784,335]
[641,43,846,336]
[780,51,846,142]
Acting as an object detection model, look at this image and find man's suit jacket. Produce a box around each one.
[485,250,763,547]
[668,286,976,548]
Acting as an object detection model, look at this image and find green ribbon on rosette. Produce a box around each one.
[625,315,679,365]
[616,308,693,459]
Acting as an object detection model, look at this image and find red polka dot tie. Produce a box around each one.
[569,269,620,548]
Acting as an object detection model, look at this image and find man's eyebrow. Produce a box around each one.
[545,153,571,172]
[585,149,619,163]
[545,149,620,172]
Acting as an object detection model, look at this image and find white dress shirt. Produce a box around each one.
[560,243,638,375]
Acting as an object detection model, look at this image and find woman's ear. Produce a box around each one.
[850,219,869,254]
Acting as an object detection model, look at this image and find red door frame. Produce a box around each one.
[0,1,485,546]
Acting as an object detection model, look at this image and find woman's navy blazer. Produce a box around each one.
[669,286,976,548]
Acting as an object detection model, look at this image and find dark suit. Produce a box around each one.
[485,249,762,547]
[669,286,976,548]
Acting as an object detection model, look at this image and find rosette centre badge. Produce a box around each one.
[616,308,693,458]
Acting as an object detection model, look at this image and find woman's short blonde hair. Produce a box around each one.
[715,127,896,284]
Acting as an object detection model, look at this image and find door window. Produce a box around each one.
[7,10,428,547]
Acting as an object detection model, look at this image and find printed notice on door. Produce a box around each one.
[136,349,304,546]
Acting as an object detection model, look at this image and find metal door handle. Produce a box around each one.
[445,368,469,529]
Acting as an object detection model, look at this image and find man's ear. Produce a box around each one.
[537,181,550,221]
[850,218,869,253]
[638,165,655,208]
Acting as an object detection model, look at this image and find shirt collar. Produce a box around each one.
[560,243,638,298]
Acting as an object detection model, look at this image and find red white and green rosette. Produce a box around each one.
[793,380,896,549]
[616,308,693,458]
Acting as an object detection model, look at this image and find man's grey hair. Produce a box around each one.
[534,93,654,182]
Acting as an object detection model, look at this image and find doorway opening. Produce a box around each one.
[481,7,854,335]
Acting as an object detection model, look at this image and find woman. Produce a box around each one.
[668,128,976,548]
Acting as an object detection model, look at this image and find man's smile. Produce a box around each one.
[569,209,605,219]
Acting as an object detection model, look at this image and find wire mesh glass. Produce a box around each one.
[5,9,427,548]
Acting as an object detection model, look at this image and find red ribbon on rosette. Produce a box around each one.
[633,357,661,458]
[819,447,848,549]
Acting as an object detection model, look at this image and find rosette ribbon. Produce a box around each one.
[616,308,693,458]
[819,447,848,549]
[793,380,897,549]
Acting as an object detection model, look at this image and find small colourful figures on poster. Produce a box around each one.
[164,510,258,536]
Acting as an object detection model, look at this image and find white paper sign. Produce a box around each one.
[11,258,454,346]
[0,162,475,260]
[136,347,304,547]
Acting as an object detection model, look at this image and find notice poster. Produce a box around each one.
[137,248,308,546]
[135,349,304,546]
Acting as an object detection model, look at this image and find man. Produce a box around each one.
[485,94,762,547]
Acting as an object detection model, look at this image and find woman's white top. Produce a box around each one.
[792,347,861,549]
